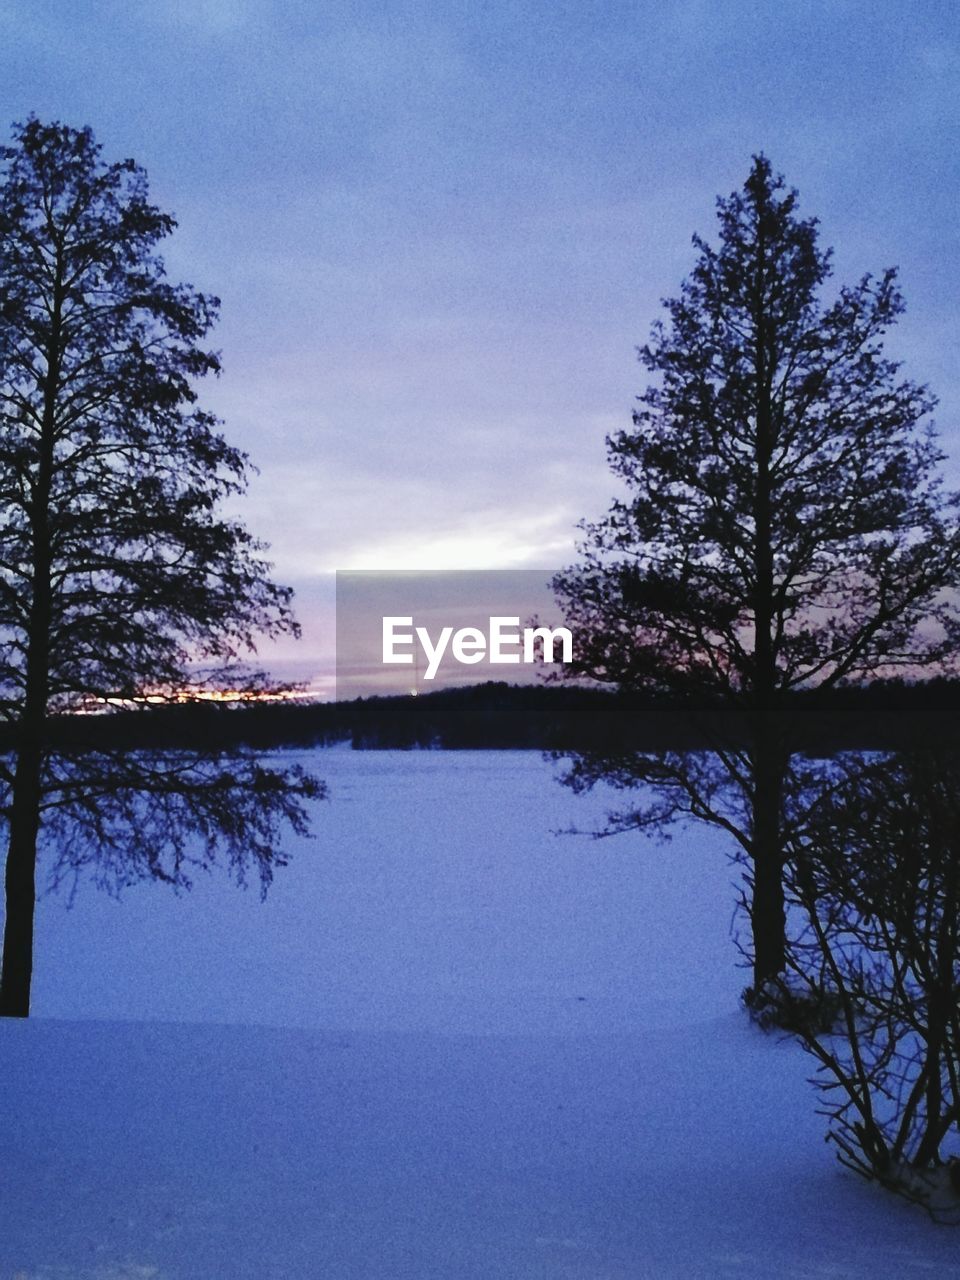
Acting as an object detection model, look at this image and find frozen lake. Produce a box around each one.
[31,748,748,1033]
[5,749,958,1278]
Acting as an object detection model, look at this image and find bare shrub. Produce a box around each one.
[775,752,960,1220]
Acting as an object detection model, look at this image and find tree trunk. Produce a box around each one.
[0,738,44,1016]
[0,251,60,1018]
[749,202,786,989]
[0,538,51,1018]
[751,740,786,988]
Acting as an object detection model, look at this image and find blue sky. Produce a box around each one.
[1,0,958,685]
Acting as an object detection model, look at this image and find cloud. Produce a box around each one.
[141,0,251,35]
[337,507,578,572]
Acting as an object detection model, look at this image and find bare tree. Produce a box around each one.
[778,753,960,1221]
[0,118,322,1017]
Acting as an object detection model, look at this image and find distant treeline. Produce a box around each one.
[14,677,960,753]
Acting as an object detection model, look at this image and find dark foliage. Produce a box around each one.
[553,156,960,985]
[25,677,960,755]
[0,119,321,1015]
[779,753,960,1221]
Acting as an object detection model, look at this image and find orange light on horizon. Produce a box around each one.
[76,685,328,713]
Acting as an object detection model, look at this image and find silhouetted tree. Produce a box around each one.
[0,118,322,1017]
[554,156,960,989]
[781,753,960,1221]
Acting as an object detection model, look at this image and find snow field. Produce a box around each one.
[2,750,958,1277]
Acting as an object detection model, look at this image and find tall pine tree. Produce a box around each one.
[0,118,321,1017]
[555,156,960,990]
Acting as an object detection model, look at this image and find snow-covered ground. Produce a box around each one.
[2,749,958,1277]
